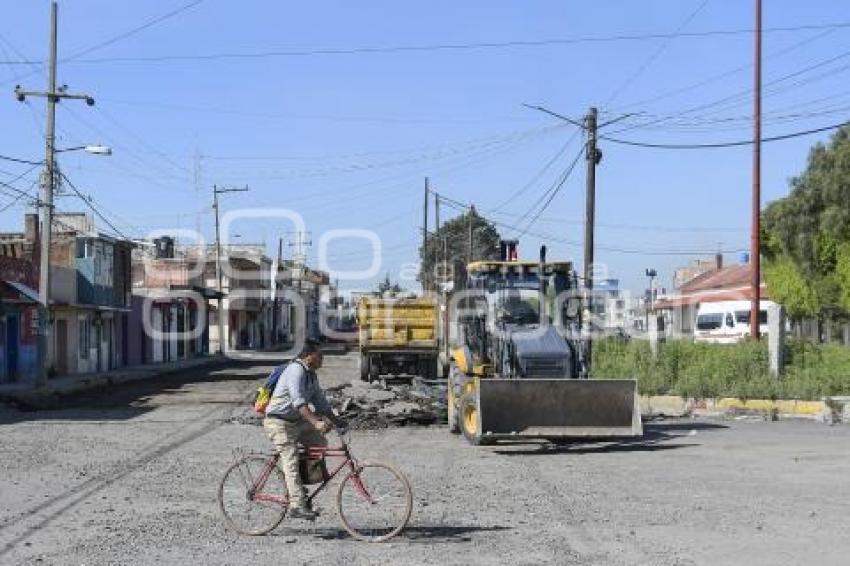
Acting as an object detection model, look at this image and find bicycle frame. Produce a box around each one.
[250,440,375,507]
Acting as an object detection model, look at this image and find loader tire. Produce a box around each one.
[460,395,485,446]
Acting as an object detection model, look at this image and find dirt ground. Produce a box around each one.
[1,351,849,565]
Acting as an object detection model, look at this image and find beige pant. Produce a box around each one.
[263,417,327,508]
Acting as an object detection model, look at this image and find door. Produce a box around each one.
[6,316,18,380]
[55,319,68,375]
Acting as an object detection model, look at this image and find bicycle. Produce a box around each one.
[217,427,413,542]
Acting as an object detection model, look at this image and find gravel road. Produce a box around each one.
[2,351,849,565]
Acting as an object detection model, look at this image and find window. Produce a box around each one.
[78,317,90,359]
[696,313,723,330]
[725,313,734,328]
[734,310,768,325]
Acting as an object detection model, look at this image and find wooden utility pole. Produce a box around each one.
[212,184,249,353]
[582,107,599,378]
[14,1,95,385]
[750,0,763,341]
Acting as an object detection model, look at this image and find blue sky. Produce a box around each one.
[1,1,848,295]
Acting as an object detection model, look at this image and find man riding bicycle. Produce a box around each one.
[263,341,343,520]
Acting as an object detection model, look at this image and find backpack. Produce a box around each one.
[253,363,288,414]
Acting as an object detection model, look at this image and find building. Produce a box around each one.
[590,278,642,333]
[0,213,134,378]
[130,237,222,364]
[0,256,40,383]
[654,255,768,337]
[182,244,274,352]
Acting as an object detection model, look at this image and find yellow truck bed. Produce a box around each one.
[357,297,438,348]
[356,296,440,381]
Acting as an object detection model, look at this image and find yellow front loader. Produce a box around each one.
[446,247,642,445]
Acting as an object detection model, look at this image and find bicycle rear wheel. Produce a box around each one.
[336,462,412,542]
[218,455,288,536]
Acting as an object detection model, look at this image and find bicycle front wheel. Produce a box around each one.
[218,455,287,536]
[336,462,412,542]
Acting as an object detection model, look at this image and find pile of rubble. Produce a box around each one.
[326,378,447,430]
[229,377,447,429]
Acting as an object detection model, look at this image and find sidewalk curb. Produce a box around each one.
[0,356,227,410]
[641,395,850,424]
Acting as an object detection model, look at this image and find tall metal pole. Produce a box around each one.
[213,186,224,353]
[583,107,599,377]
[212,184,249,353]
[423,177,429,292]
[750,0,763,341]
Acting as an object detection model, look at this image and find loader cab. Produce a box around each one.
[467,262,577,328]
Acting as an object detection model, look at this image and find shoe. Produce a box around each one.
[288,506,318,521]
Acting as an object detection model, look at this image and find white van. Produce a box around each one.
[694,300,775,344]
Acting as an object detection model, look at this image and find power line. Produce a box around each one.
[600,120,848,149]
[63,0,206,61]
[515,147,585,236]
[485,210,748,233]
[0,177,39,212]
[612,27,837,111]
[441,195,748,257]
[607,48,850,136]
[0,154,42,165]
[605,0,711,106]
[5,21,850,65]
[0,177,39,204]
[58,170,128,239]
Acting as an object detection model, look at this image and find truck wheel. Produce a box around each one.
[359,353,369,381]
[368,357,380,382]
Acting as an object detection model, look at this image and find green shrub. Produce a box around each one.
[591,337,850,400]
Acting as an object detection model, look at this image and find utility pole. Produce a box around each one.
[750,0,763,341]
[468,204,475,263]
[287,232,312,342]
[582,107,600,378]
[434,191,441,290]
[273,236,283,343]
[212,184,249,354]
[14,1,95,386]
[423,177,429,292]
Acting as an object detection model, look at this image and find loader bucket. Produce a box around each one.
[474,378,642,439]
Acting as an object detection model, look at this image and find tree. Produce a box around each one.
[762,125,850,334]
[418,207,502,290]
[377,272,404,296]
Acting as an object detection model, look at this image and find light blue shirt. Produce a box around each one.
[265,360,332,419]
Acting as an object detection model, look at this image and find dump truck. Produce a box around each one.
[447,243,642,444]
[357,296,440,382]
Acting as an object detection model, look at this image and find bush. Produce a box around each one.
[592,337,850,400]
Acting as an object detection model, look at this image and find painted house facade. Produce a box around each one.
[130,239,221,364]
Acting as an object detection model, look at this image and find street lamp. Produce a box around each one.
[645,268,657,330]
[55,144,113,156]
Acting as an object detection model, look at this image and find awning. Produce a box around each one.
[1,280,40,304]
[168,284,225,300]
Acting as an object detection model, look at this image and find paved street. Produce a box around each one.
[2,351,850,566]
